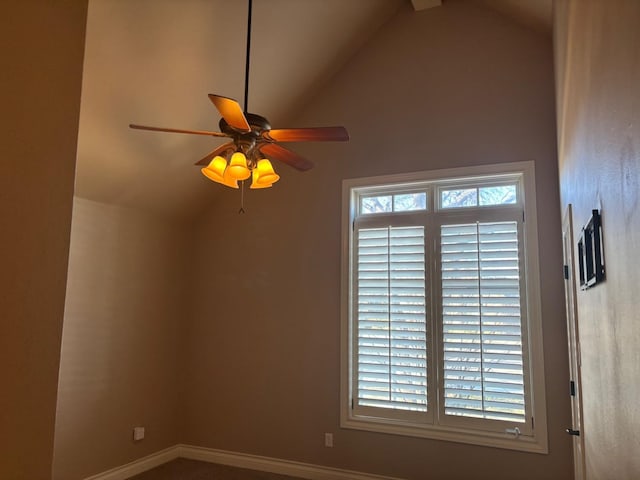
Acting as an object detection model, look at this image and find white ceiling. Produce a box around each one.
[75,0,551,221]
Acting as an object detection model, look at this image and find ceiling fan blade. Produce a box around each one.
[208,94,251,133]
[129,124,229,137]
[194,142,236,166]
[259,143,314,171]
[263,126,349,143]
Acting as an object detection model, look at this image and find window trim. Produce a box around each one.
[340,161,548,453]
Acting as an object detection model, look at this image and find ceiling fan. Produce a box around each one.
[129,0,349,190]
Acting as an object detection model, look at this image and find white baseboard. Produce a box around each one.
[84,443,405,480]
[177,444,405,480]
[83,445,180,480]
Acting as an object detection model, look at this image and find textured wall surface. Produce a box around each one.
[183,2,572,479]
[53,198,190,480]
[555,1,640,478]
[0,2,87,478]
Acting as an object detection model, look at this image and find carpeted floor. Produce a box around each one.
[127,458,306,480]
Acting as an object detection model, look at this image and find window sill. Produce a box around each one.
[341,415,548,454]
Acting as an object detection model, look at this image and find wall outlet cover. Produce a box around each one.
[133,426,145,441]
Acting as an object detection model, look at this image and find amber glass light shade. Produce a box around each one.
[250,167,272,189]
[220,168,240,188]
[201,156,227,182]
[201,156,238,188]
[254,159,280,185]
[226,152,251,180]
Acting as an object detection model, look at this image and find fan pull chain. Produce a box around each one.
[239,180,246,214]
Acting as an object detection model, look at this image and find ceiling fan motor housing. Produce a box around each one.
[219,113,270,136]
[219,113,272,160]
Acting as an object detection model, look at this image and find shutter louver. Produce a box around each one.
[441,221,526,423]
[356,226,427,412]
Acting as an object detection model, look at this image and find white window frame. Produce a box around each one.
[340,161,548,453]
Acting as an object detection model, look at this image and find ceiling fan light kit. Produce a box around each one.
[129,0,348,197]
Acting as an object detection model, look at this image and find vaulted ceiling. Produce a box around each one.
[74,0,552,221]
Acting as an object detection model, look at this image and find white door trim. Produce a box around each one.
[562,204,586,480]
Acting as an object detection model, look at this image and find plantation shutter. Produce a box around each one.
[356,226,428,412]
[440,221,526,423]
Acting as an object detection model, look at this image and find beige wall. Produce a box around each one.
[183,2,572,479]
[554,1,640,478]
[0,2,87,478]
[52,198,189,479]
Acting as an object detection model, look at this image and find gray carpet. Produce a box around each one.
[127,458,306,480]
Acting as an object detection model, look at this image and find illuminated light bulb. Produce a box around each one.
[254,159,280,185]
[226,152,251,180]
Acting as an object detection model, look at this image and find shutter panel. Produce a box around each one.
[356,226,427,412]
[440,221,526,423]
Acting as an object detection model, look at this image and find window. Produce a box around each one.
[341,162,548,453]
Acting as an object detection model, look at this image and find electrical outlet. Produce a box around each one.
[133,426,145,441]
[324,432,333,448]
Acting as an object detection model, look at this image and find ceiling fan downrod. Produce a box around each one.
[243,0,253,114]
